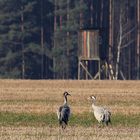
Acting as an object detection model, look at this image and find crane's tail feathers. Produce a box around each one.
[108,111,111,116]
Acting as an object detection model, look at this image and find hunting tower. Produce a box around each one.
[78,29,100,79]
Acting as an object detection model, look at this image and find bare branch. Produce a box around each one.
[115,10,123,80]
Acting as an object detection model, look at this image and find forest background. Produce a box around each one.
[0,0,139,80]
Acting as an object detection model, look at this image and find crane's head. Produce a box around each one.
[88,95,96,101]
[63,91,71,97]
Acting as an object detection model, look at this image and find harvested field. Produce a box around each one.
[0,80,140,140]
[0,80,140,115]
[0,126,140,140]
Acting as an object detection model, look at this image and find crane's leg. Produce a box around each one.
[62,122,67,130]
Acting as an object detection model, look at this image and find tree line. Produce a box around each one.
[0,0,90,79]
[0,0,139,79]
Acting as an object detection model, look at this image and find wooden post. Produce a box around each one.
[98,60,100,79]
[78,59,81,79]
[80,61,93,79]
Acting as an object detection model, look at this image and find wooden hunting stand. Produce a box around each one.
[78,29,100,79]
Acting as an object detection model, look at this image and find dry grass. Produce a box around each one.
[0,126,139,140]
[0,80,140,140]
[0,80,140,115]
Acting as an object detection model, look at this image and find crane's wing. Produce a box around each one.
[103,109,111,122]
[93,107,104,122]
[60,106,70,123]
[94,106,111,122]
[57,105,70,123]
[57,106,63,120]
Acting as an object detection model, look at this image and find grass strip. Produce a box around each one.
[0,112,139,127]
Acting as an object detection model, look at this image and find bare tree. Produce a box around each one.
[115,9,122,80]
[114,1,137,80]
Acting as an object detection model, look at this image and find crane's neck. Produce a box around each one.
[63,95,68,105]
[92,100,96,108]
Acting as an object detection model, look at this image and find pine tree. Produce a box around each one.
[50,0,87,79]
[0,0,43,78]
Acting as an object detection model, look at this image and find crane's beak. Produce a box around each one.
[68,93,71,96]
[87,97,91,100]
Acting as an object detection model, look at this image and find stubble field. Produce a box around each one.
[0,80,140,140]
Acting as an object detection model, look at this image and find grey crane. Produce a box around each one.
[89,95,111,126]
[57,91,71,129]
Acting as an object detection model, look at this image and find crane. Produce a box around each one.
[57,91,71,129]
[89,95,111,126]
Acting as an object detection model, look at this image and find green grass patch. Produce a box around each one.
[0,112,57,126]
[70,113,96,127]
[112,113,140,127]
[0,111,139,127]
